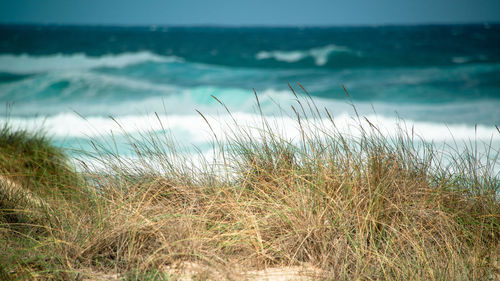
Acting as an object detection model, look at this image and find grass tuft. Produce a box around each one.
[1,87,499,280]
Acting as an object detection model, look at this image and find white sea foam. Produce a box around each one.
[3,109,499,174]
[255,44,351,66]
[2,111,498,145]
[0,52,181,74]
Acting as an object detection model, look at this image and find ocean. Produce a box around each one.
[0,24,499,161]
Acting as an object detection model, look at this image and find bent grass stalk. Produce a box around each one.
[0,86,498,280]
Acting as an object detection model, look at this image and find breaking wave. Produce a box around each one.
[255,44,353,66]
[0,52,181,74]
[3,111,498,145]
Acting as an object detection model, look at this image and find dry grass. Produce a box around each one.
[1,89,499,280]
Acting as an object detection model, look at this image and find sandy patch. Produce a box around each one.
[163,261,327,281]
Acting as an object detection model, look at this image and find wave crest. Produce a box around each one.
[255,44,352,66]
[0,52,181,74]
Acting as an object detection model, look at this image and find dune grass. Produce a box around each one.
[0,89,498,280]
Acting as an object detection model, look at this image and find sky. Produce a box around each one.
[0,0,499,26]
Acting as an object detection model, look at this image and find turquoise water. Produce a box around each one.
[0,24,499,158]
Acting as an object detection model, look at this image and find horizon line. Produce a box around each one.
[1,21,499,29]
